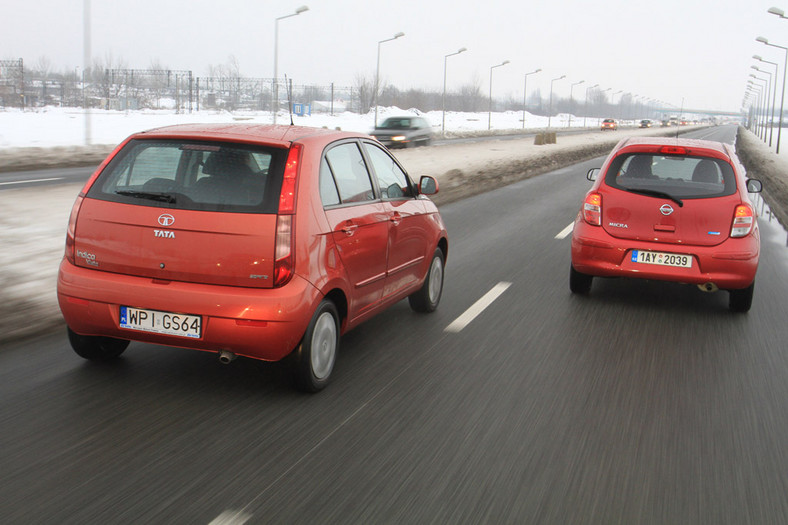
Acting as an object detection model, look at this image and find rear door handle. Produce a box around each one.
[341,225,358,236]
[390,213,402,226]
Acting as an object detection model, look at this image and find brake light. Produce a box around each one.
[273,215,294,287]
[64,194,84,264]
[731,204,754,238]
[279,143,302,214]
[583,193,602,226]
[660,146,688,155]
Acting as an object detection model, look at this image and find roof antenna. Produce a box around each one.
[676,97,684,140]
[286,75,294,126]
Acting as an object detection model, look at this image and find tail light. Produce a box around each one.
[583,193,602,226]
[274,143,302,287]
[278,143,302,214]
[64,194,85,264]
[274,216,294,287]
[731,204,754,237]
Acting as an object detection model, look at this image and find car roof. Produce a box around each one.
[131,123,367,148]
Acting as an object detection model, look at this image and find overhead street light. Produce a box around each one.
[522,68,541,129]
[442,47,467,133]
[751,66,774,143]
[750,75,768,139]
[754,54,780,146]
[768,6,786,17]
[568,80,585,128]
[273,5,309,124]
[547,75,566,130]
[373,32,405,127]
[488,60,510,130]
[756,35,788,153]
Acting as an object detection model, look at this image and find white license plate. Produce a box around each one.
[119,306,201,338]
[631,250,692,268]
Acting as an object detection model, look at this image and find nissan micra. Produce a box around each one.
[58,124,448,391]
[570,137,761,312]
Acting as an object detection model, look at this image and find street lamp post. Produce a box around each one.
[442,47,467,133]
[547,75,566,130]
[374,32,405,128]
[756,35,788,153]
[522,68,541,129]
[750,70,771,142]
[583,84,599,128]
[273,5,308,125]
[568,80,584,128]
[83,0,91,144]
[750,77,769,137]
[754,54,779,147]
[488,60,510,130]
[748,82,764,136]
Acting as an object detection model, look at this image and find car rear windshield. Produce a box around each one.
[604,152,737,199]
[87,139,286,213]
[378,118,413,129]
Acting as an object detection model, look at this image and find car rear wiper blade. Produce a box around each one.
[625,188,683,207]
[116,190,177,203]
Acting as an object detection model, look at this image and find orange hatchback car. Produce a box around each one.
[571,137,762,312]
[57,124,448,391]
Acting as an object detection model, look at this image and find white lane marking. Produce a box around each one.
[555,222,574,239]
[209,510,252,525]
[445,282,512,333]
[0,177,63,186]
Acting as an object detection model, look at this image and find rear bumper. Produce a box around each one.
[570,218,759,289]
[57,258,321,361]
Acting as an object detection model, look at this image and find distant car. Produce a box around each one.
[601,119,618,131]
[639,119,652,128]
[371,116,433,148]
[570,137,762,312]
[57,124,448,391]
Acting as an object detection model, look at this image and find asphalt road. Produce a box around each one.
[3,126,788,524]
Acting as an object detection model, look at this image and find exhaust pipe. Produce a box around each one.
[218,350,237,364]
[697,282,719,293]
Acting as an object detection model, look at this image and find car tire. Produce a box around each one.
[409,248,445,313]
[67,327,129,361]
[729,282,754,313]
[569,264,593,294]
[292,299,340,392]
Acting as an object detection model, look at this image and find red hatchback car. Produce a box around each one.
[570,137,762,312]
[57,124,448,391]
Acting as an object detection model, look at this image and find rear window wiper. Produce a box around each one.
[115,190,177,203]
[624,188,683,207]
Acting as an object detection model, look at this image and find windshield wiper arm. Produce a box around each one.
[625,188,683,207]
[116,190,176,203]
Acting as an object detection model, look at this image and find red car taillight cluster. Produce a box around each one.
[731,204,755,238]
[64,194,84,264]
[274,143,302,287]
[583,193,602,226]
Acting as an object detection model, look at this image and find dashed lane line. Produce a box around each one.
[444,282,512,333]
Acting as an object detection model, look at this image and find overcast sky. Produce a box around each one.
[2,0,785,112]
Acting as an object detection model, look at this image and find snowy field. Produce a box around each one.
[0,105,610,149]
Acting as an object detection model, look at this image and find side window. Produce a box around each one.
[324,142,375,203]
[364,143,413,199]
[319,157,340,206]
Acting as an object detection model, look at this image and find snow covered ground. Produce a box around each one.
[0,105,609,149]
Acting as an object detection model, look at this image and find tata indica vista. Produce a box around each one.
[57,124,448,391]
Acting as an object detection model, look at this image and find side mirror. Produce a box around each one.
[587,168,600,182]
[419,176,439,195]
[746,179,762,193]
